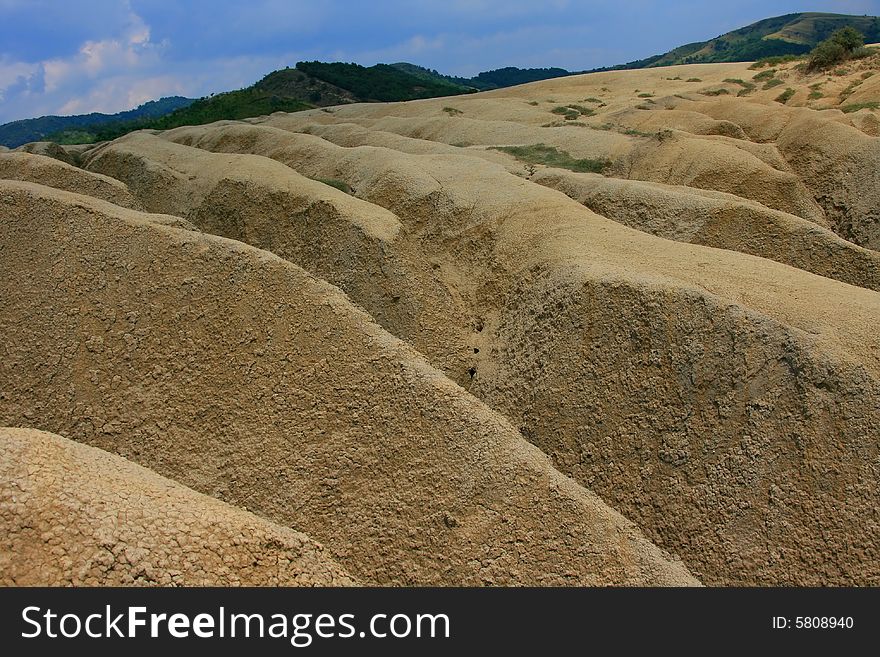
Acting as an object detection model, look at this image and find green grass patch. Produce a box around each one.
[490,143,610,173]
[686,78,702,82]
[775,88,796,104]
[841,101,880,113]
[762,78,784,90]
[551,104,595,119]
[542,121,589,128]
[551,106,580,119]
[700,88,730,96]
[725,78,756,96]
[752,69,777,81]
[312,177,352,194]
[839,79,864,100]
[749,54,801,69]
[583,97,602,103]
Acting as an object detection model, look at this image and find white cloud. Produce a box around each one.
[0,5,178,121]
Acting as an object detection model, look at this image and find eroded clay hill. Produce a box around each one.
[2,54,880,586]
[0,181,696,586]
[0,428,355,586]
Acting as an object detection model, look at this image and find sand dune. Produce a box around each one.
[2,54,879,586]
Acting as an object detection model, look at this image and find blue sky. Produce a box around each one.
[0,0,878,123]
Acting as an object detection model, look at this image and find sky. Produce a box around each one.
[0,0,878,124]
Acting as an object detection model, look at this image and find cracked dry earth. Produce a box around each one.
[2,58,880,586]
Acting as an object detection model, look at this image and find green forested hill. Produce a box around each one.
[390,63,572,90]
[13,62,475,146]
[0,97,193,148]
[601,12,880,70]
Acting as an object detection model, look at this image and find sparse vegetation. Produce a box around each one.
[749,54,801,69]
[551,106,581,120]
[551,105,595,119]
[637,92,654,98]
[762,78,784,90]
[442,107,463,116]
[686,78,702,82]
[841,101,880,113]
[808,84,824,100]
[840,79,864,100]
[312,177,352,194]
[490,143,610,173]
[725,78,757,96]
[700,89,730,96]
[752,69,777,81]
[775,88,796,104]
[542,121,589,128]
[527,100,539,106]
[583,97,602,103]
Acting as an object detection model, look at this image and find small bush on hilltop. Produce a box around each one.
[807,27,865,71]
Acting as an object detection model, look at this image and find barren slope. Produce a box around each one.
[0,180,696,586]
[4,53,880,587]
[0,151,142,209]
[0,427,355,586]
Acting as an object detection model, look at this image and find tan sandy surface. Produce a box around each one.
[3,52,880,586]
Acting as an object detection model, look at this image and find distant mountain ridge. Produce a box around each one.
[5,12,880,147]
[0,62,575,148]
[595,12,880,71]
[390,63,572,90]
[0,96,194,148]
